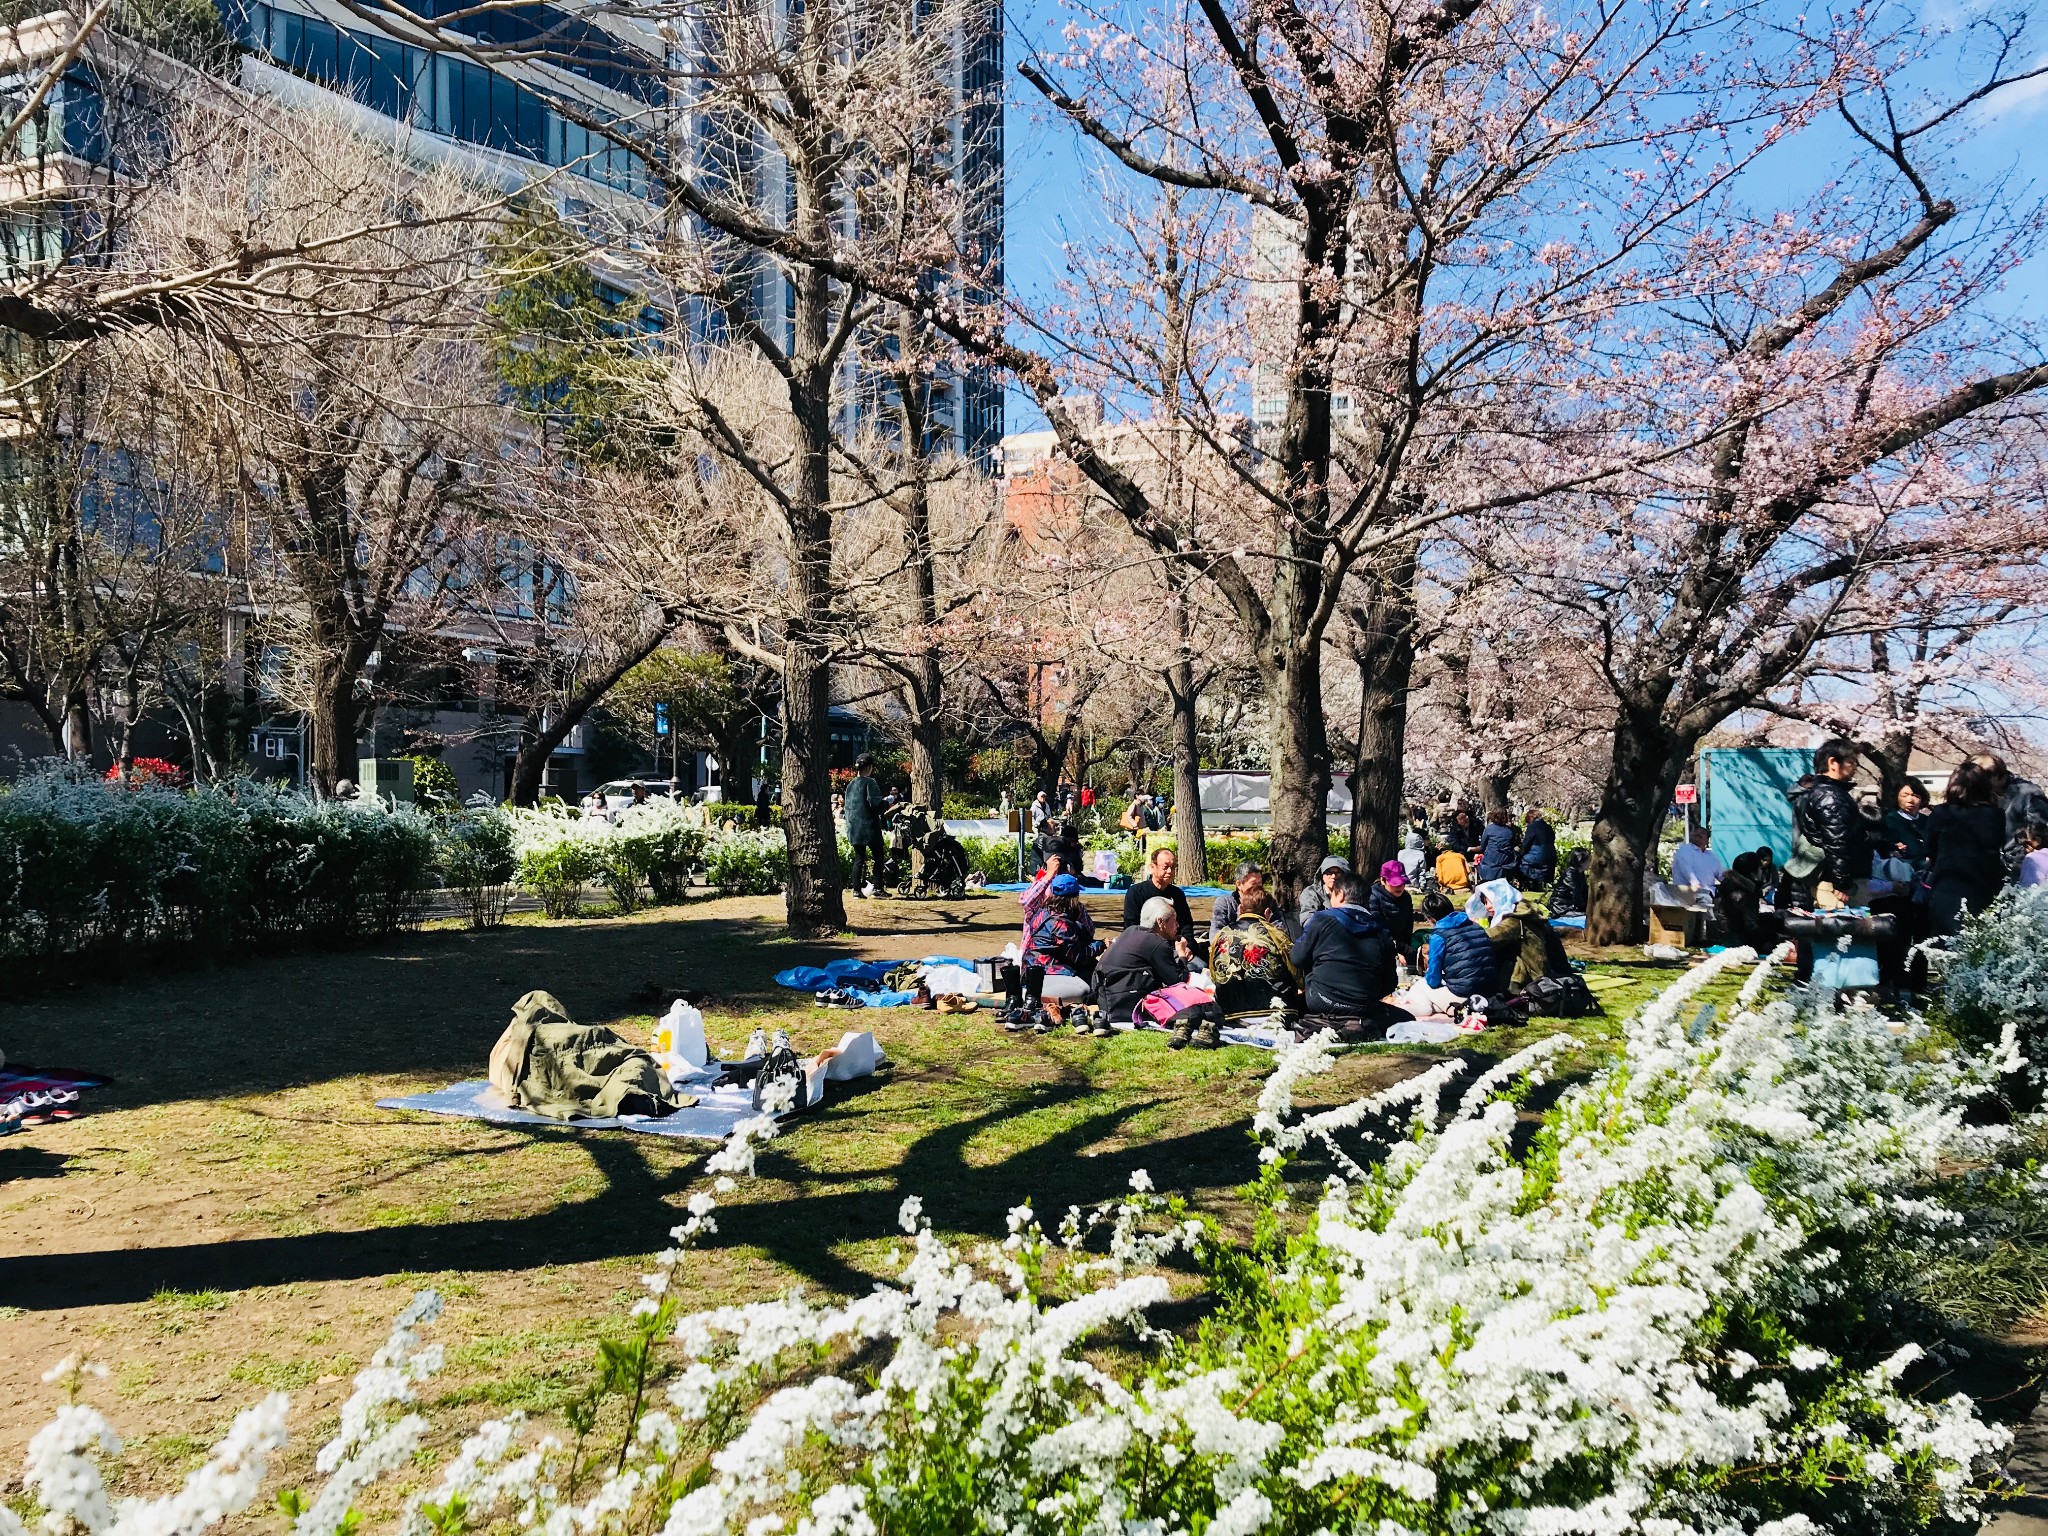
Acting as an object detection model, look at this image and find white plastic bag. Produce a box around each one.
[656,1000,708,1068]
[1385,1017,1460,1045]
[921,964,981,996]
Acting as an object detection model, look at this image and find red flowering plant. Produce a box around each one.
[105,757,189,789]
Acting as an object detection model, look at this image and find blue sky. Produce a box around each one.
[995,0,2048,434]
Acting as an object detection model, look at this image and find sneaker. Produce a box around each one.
[1032,1009,1059,1034]
[745,1028,768,1059]
[1191,1018,1222,1050]
[1003,1008,1033,1032]
[772,1029,792,1051]
[1090,1015,1115,1038]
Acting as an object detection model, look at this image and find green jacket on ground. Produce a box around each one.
[488,990,686,1121]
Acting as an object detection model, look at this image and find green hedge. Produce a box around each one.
[0,771,436,981]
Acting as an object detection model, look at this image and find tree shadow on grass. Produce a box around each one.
[0,1073,1282,1311]
[0,907,1014,1112]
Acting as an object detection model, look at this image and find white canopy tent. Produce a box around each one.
[1198,771,1351,828]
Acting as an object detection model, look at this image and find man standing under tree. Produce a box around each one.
[845,756,886,897]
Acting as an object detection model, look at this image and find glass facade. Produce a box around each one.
[234,1,653,195]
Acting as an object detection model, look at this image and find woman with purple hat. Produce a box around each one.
[1369,859,1415,945]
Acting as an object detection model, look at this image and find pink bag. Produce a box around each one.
[1134,983,1213,1028]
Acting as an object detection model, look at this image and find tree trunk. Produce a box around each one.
[1867,727,1914,806]
[1482,772,1513,819]
[778,354,846,937]
[1585,712,1689,945]
[907,670,944,810]
[509,621,675,806]
[1346,547,1418,877]
[1164,656,1206,884]
[60,687,93,764]
[893,314,946,815]
[780,617,844,937]
[1265,641,1331,905]
[308,660,360,797]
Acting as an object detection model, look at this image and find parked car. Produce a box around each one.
[582,779,683,821]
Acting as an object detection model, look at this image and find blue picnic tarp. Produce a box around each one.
[773,954,977,1008]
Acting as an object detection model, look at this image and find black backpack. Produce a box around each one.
[751,1042,812,1115]
[1521,974,1599,1018]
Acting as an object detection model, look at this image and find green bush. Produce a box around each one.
[961,835,1022,884]
[405,754,462,811]
[436,809,518,929]
[702,828,788,895]
[517,836,600,919]
[0,771,433,983]
[612,803,709,904]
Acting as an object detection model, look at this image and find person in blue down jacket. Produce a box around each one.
[1416,890,1496,1009]
[1474,809,1520,883]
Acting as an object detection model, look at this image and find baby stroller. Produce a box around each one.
[886,804,969,898]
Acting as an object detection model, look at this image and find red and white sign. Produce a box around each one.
[1674,784,1698,806]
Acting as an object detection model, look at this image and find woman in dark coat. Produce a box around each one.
[1519,812,1558,888]
[1925,761,2008,937]
[1474,810,1520,883]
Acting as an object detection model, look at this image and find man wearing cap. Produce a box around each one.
[1123,845,1196,940]
[1299,855,1351,927]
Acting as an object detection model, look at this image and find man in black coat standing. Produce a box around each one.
[1793,739,1869,902]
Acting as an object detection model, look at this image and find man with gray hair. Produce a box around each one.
[1096,894,1192,1028]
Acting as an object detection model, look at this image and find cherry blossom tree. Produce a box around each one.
[1499,25,2048,942]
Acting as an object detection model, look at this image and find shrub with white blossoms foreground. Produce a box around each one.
[9,947,2035,1536]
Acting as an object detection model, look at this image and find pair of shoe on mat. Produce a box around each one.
[994,1005,1219,1048]
[1,1087,81,1130]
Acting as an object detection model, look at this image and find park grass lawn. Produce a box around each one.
[0,892,1748,1509]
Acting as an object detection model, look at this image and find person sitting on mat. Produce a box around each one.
[1404,889,1496,1014]
[1122,845,1196,941]
[1015,874,1096,1032]
[1097,896,1191,1026]
[1206,861,1269,943]
[1290,870,1411,1036]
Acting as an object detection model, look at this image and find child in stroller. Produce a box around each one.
[885,803,969,897]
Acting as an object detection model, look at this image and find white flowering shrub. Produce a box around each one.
[12,951,2031,1536]
[505,803,715,913]
[1942,886,2048,1068]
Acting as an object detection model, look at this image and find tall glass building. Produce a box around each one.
[217,0,1004,458]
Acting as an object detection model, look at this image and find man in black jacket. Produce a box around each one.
[1289,872,1411,1034]
[1122,845,1196,937]
[1096,895,1191,1024]
[1793,739,1869,900]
